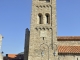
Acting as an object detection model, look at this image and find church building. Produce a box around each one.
[24,0,80,60]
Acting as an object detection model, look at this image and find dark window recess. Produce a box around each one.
[43,37,44,40]
[45,13,50,24]
[38,13,43,24]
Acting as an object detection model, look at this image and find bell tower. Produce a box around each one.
[24,0,58,60]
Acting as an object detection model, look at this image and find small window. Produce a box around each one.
[45,13,50,24]
[38,13,43,24]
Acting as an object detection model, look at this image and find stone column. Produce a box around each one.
[0,34,3,60]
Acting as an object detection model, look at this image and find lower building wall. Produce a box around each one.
[58,41,80,46]
[59,55,80,60]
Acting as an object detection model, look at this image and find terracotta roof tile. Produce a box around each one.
[58,46,80,53]
[8,54,17,58]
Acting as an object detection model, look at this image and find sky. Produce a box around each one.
[0,0,80,55]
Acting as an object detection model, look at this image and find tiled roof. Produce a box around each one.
[57,36,80,41]
[8,54,17,58]
[7,46,80,55]
[58,46,80,53]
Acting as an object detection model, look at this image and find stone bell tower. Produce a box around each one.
[24,0,58,60]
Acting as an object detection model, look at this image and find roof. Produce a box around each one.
[8,54,17,58]
[18,52,24,54]
[7,46,80,55]
[6,36,80,55]
[57,36,80,41]
[58,46,80,53]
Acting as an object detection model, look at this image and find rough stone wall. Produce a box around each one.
[24,0,80,60]
[58,41,80,46]
[58,54,80,60]
[28,0,58,60]
[58,55,75,60]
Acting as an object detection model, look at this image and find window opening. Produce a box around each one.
[43,37,44,40]
[45,13,50,24]
[38,13,43,24]
[46,15,49,23]
[39,15,42,24]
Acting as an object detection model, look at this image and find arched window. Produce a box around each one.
[38,13,43,24]
[45,13,50,24]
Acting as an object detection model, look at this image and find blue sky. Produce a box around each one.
[0,0,80,55]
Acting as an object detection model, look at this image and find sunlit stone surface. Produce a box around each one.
[0,53,3,60]
[0,34,3,60]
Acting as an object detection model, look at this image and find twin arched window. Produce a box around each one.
[38,13,50,24]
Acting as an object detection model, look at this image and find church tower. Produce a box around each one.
[24,0,58,60]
